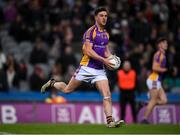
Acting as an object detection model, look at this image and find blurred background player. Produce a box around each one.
[41,7,124,128]
[117,60,137,123]
[141,38,168,124]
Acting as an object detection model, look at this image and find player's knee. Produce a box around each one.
[104,91,111,97]
[161,98,167,105]
[150,96,157,101]
[150,93,158,101]
[63,88,72,93]
[63,85,75,93]
[149,97,158,105]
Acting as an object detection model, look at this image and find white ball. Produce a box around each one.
[108,55,121,70]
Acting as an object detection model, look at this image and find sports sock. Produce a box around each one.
[50,79,56,87]
[106,116,113,124]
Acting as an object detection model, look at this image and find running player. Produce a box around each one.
[141,38,168,123]
[41,7,124,127]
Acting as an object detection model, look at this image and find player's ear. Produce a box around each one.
[94,15,98,21]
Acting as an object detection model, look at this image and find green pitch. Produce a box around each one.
[0,124,180,134]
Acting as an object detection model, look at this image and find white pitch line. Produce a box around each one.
[0,132,15,135]
[0,132,179,135]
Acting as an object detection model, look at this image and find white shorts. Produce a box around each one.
[146,78,162,90]
[74,66,107,84]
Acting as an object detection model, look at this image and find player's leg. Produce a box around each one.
[41,66,83,93]
[54,77,81,93]
[157,88,167,105]
[96,80,112,119]
[41,77,81,93]
[143,89,158,120]
[141,79,158,123]
[96,79,124,127]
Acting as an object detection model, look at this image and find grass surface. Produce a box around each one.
[0,124,180,134]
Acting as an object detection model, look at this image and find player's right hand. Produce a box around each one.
[103,58,114,70]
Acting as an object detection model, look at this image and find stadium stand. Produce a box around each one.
[0,0,179,97]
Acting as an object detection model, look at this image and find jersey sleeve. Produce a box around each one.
[83,26,95,44]
[106,32,110,39]
[154,52,164,65]
[154,53,160,63]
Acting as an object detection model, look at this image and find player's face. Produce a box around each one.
[159,40,168,51]
[95,11,108,26]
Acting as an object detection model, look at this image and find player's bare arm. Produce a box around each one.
[83,40,113,68]
[152,54,167,73]
[104,44,112,58]
[152,61,167,73]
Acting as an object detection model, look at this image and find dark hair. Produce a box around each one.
[156,37,167,45]
[94,7,108,16]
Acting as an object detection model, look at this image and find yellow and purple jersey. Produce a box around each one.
[148,51,166,81]
[80,25,109,69]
